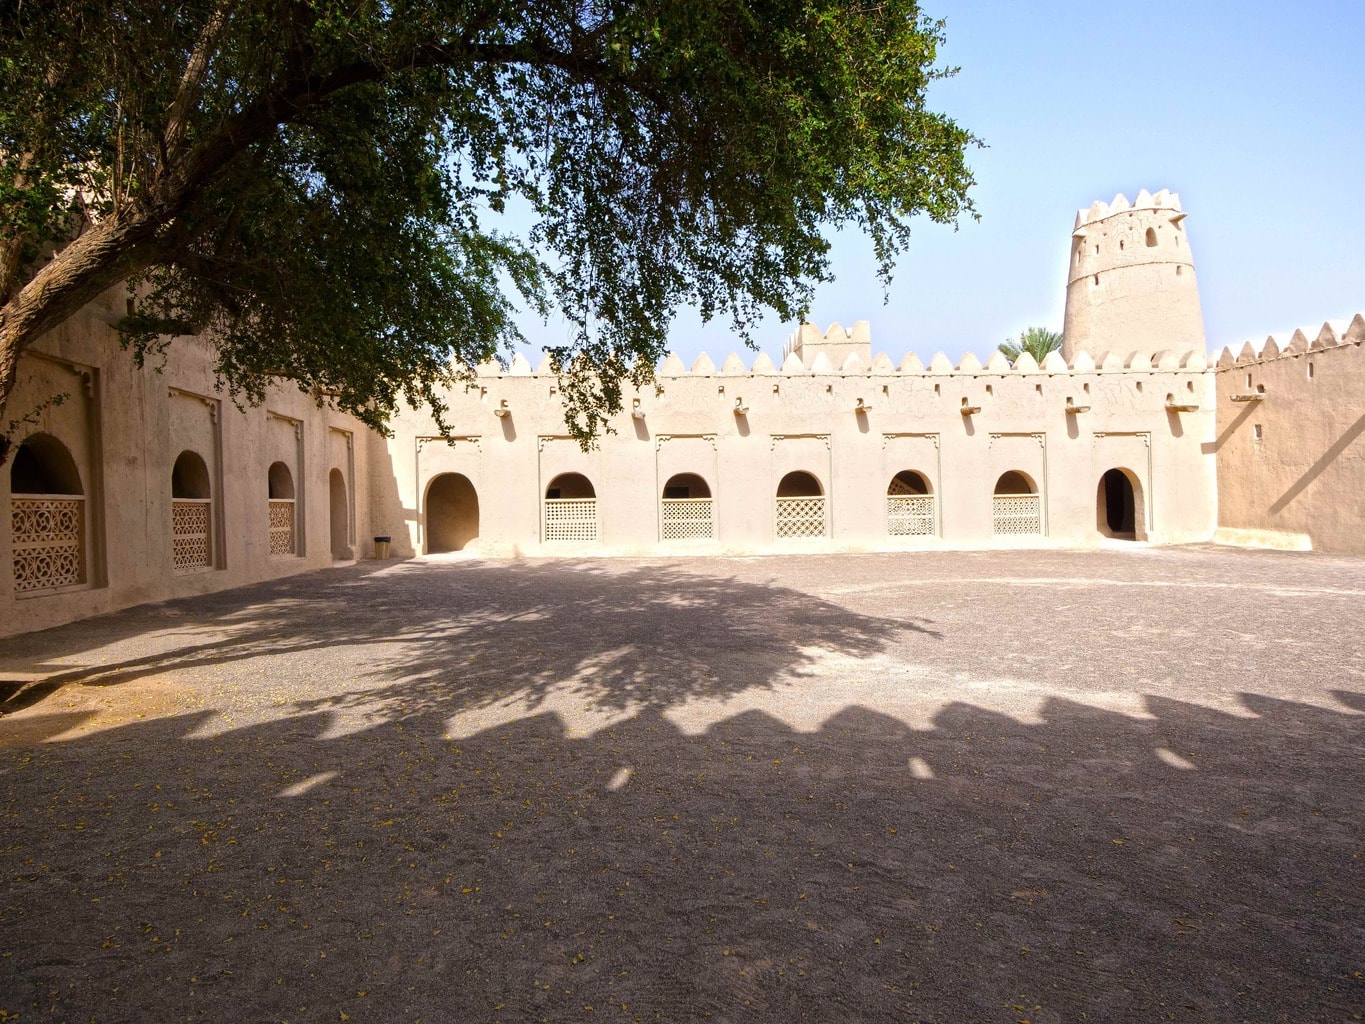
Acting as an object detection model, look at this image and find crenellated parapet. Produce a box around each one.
[1211,313,1365,370]
[473,325,1211,382]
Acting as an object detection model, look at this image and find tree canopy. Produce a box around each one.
[999,327,1062,364]
[0,0,977,460]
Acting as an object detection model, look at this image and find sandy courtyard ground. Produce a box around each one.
[0,546,1362,1023]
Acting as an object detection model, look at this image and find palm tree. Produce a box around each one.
[1000,327,1063,363]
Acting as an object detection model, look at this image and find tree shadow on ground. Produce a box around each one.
[0,559,940,717]
[0,687,1360,1023]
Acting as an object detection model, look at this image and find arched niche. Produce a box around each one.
[171,450,211,499]
[776,470,823,497]
[993,470,1037,495]
[887,470,931,496]
[1097,467,1145,540]
[329,468,352,559]
[426,473,480,553]
[662,473,712,499]
[545,472,595,500]
[9,433,87,591]
[267,461,295,500]
[10,433,82,495]
[169,449,215,573]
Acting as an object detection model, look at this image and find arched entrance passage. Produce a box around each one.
[9,433,86,592]
[775,471,826,538]
[425,473,480,553]
[887,470,934,536]
[991,470,1041,535]
[1097,468,1144,540]
[329,469,352,559]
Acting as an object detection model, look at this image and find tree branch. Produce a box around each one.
[164,0,236,165]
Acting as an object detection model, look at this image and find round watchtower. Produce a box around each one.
[1062,189,1205,364]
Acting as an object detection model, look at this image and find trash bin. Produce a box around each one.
[373,536,391,559]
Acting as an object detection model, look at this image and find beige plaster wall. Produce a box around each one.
[379,337,1218,558]
[0,289,379,638]
[1212,316,1365,554]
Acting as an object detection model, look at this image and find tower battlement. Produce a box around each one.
[1062,189,1204,364]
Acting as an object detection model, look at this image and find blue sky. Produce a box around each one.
[511,0,1364,367]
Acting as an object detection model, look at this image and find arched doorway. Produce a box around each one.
[329,469,352,559]
[775,471,826,538]
[661,472,713,540]
[1097,468,1144,540]
[9,433,86,591]
[992,470,1041,535]
[426,473,480,553]
[887,470,934,536]
[171,450,214,572]
[543,473,597,542]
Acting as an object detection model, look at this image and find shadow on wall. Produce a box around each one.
[0,559,939,717]
[1269,410,1365,514]
[0,687,1359,1021]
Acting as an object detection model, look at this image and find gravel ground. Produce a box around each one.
[0,546,1362,1023]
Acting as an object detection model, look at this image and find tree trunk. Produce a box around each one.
[0,215,163,466]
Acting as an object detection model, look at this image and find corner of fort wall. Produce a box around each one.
[1209,315,1365,554]
[0,287,391,638]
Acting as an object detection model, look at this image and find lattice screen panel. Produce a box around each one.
[775,496,827,539]
[992,494,1042,535]
[173,499,213,572]
[269,499,296,555]
[661,499,714,540]
[543,498,598,542]
[11,496,84,593]
[887,496,935,536]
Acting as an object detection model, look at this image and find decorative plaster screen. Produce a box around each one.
[660,498,713,540]
[269,499,296,555]
[992,494,1041,535]
[775,496,826,538]
[11,496,84,593]
[543,498,598,541]
[887,496,935,536]
[172,499,213,572]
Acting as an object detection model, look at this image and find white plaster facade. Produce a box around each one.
[3,189,1362,638]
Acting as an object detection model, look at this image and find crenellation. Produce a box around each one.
[720,352,747,374]
[1041,350,1068,372]
[898,353,924,373]
[690,352,716,374]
